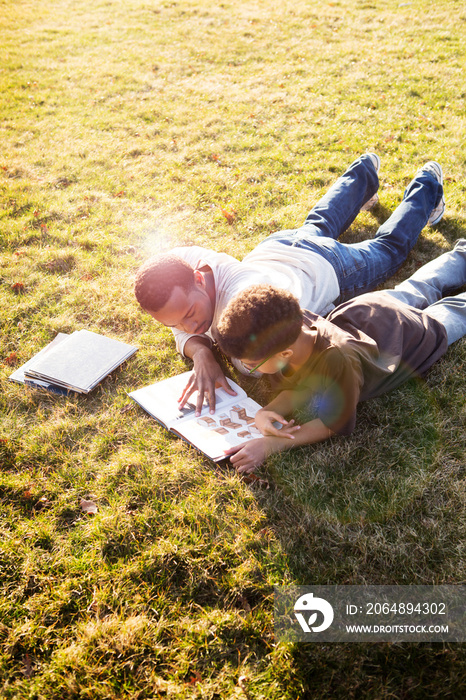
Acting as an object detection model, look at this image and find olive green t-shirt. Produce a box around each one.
[273,292,448,435]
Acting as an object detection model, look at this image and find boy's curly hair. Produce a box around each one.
[134,254,195,312]
[216,284,303,360]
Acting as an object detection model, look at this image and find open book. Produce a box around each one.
[129,371,264,462]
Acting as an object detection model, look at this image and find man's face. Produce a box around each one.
[147,276,214,335]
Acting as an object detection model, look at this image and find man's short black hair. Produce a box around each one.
[134,254,195,312]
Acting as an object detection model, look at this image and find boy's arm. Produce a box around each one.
[253,390,302,439]
[226,418,334,474]
[230,347,361,471]
[254,388,321,438]
[263,390,298,416]
[178,337,236,415]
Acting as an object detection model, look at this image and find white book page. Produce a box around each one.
[129,371,247,428]
[174,396,264,461]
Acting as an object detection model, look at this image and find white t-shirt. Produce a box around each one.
[171,242,339,355]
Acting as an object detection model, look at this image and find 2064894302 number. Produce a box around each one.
[366,602,446,615]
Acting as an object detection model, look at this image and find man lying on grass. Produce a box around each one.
[215,240,466,474]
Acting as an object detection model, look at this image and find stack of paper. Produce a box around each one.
[10,330,138,394]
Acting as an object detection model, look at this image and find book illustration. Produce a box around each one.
[196,405,262,442]
[178,400,205,417]
[197,415,217,428]
[218,414,241,430]
[128,371,266,462]
[198,415,233,436]
[230,405,256,425]
[236,424,261,439]
[237,430,251,439]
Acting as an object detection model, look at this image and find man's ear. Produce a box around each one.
[280,348,293,360]
[193,269,206,288]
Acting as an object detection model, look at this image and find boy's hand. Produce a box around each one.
[178,347,236,415]
[255,408,301,439]
[225,438,271,474]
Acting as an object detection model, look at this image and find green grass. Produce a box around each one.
[1,0,466,697]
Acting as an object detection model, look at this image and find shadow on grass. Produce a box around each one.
[268,378,442,525]
[288,642,466,700]
[233,349,465,586]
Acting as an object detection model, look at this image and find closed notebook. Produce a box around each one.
[9,332,71,395]
[24,329,138,393]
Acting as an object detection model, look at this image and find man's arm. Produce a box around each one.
[178,336,236,416]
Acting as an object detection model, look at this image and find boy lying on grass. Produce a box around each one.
[215,240,466,474]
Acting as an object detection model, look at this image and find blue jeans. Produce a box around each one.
[384,239,466,346]
[264,154,444,303]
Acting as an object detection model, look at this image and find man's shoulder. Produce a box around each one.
[171,245,239,269]
[170,245,213,263]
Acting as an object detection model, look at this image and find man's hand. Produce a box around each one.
[178,345,236,415]
[224,438,272,474]
[254,408,301,439]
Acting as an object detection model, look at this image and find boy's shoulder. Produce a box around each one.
[301,311,364,374]
[302,309,362,349]
[327,291,410,320]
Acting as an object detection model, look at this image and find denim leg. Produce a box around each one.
[423,293,466,346]
[384,239,466,309]
[260,163,444,304]
[298,153,379,239]
[301,170,444,302]
[260,154,379,248]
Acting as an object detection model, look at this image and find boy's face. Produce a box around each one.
[241,352,288,375]
[147,277,214,335]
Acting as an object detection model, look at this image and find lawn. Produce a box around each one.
[1,0,466,697]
